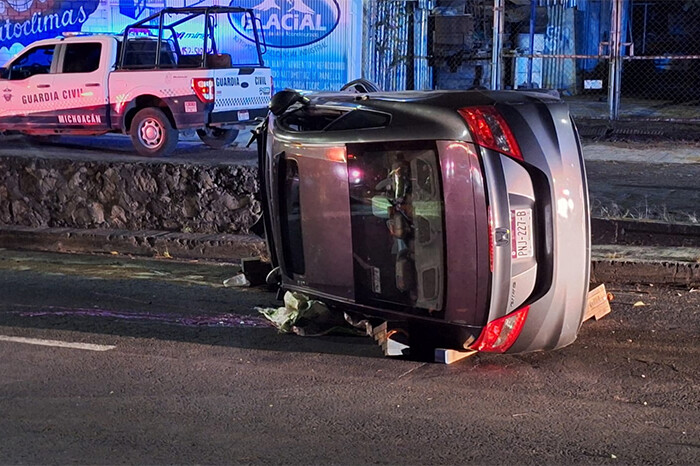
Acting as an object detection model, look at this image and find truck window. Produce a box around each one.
[121,39,176,68]
[62,43,102,73]
[7,45,55,80]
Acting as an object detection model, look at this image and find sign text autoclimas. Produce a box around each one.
[0,0,99,48]
[228,0,340,48]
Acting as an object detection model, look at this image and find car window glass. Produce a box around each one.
[278,154,305,276]
[324,110,390,131]
[347,143,445,312]
[7,45,55,80]
[63,43,102,73]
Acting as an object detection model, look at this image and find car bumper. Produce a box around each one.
[483,102,590,353]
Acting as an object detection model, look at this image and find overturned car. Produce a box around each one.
[255,88,590,355]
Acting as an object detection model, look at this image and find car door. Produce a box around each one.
[0,44,56,130]
[50,41,110,131]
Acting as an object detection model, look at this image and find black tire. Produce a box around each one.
[129,107,178,157]
[196,127,239,149]
[340,79,381,93]
[24,134,60,145]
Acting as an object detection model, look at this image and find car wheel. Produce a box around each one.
[196,127,239,149]
[130,107,178,157]
[340,79,381,93]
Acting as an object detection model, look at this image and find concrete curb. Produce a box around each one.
[0,225,267,263]
[592,218,700,248]
[0,221,700,286]
[2,224,699,286]
[576,119,700,141]
[590,255,700,287]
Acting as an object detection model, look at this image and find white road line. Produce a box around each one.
[0,335,115,352]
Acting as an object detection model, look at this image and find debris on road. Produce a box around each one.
[434,348,477,365]
[584,284,613,321]
[241,257,273,286]
[256,291,358,336]
[223,273,250,287]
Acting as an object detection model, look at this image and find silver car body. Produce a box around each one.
[258,89,590,354]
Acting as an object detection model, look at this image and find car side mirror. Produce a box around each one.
[269,89,309,116]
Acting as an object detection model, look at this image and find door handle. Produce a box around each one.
[85,83,101,87]
[36,84,50,88]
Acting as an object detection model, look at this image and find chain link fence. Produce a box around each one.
[428,0,493,90]
[620,0,700,121]
[502,0,613,120]
[361,0,700,123]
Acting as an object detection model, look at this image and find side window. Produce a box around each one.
[122,38,177,68]
[63,43,102,73]
[278,154,305,276]
[7,45,55,80]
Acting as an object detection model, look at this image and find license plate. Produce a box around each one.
[511,208,533,259]
[237,110,250,121]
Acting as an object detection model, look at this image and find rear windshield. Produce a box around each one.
[347,143,445,313]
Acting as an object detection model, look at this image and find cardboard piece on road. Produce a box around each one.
[434,348,477,365]
[584,283,612,322]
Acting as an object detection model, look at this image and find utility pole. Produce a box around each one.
[491,0,505,90]
[608,0,623,120]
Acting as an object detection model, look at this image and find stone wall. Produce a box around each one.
[0,156,261,235]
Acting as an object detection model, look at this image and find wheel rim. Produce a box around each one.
[138,117,164,149]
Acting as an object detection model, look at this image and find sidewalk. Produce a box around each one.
[582,140,700,164]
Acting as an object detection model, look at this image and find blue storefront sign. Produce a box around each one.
[0,0,99,50]
[228,0,340,48]
[0,0,360,92]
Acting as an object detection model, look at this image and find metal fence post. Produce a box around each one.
[608,0,623,120]
[491,0,505,90]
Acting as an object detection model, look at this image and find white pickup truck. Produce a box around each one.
[0,6,272,156]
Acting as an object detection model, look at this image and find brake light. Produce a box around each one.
[458,106,522,160]
[192,78,215,103]
[470,305,529,353]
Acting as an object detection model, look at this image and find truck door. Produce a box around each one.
[50,41,110,131]
[0,44,56,130]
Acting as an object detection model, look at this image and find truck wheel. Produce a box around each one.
[130,107,178,157]
[196,127,239,149]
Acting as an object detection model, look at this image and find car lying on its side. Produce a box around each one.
[256,88,590,355]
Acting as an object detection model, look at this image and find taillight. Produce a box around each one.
[470,305,529,353]
[192,78,215,103]
[458,106,522,160]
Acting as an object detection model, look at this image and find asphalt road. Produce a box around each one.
[0,250,698,465]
